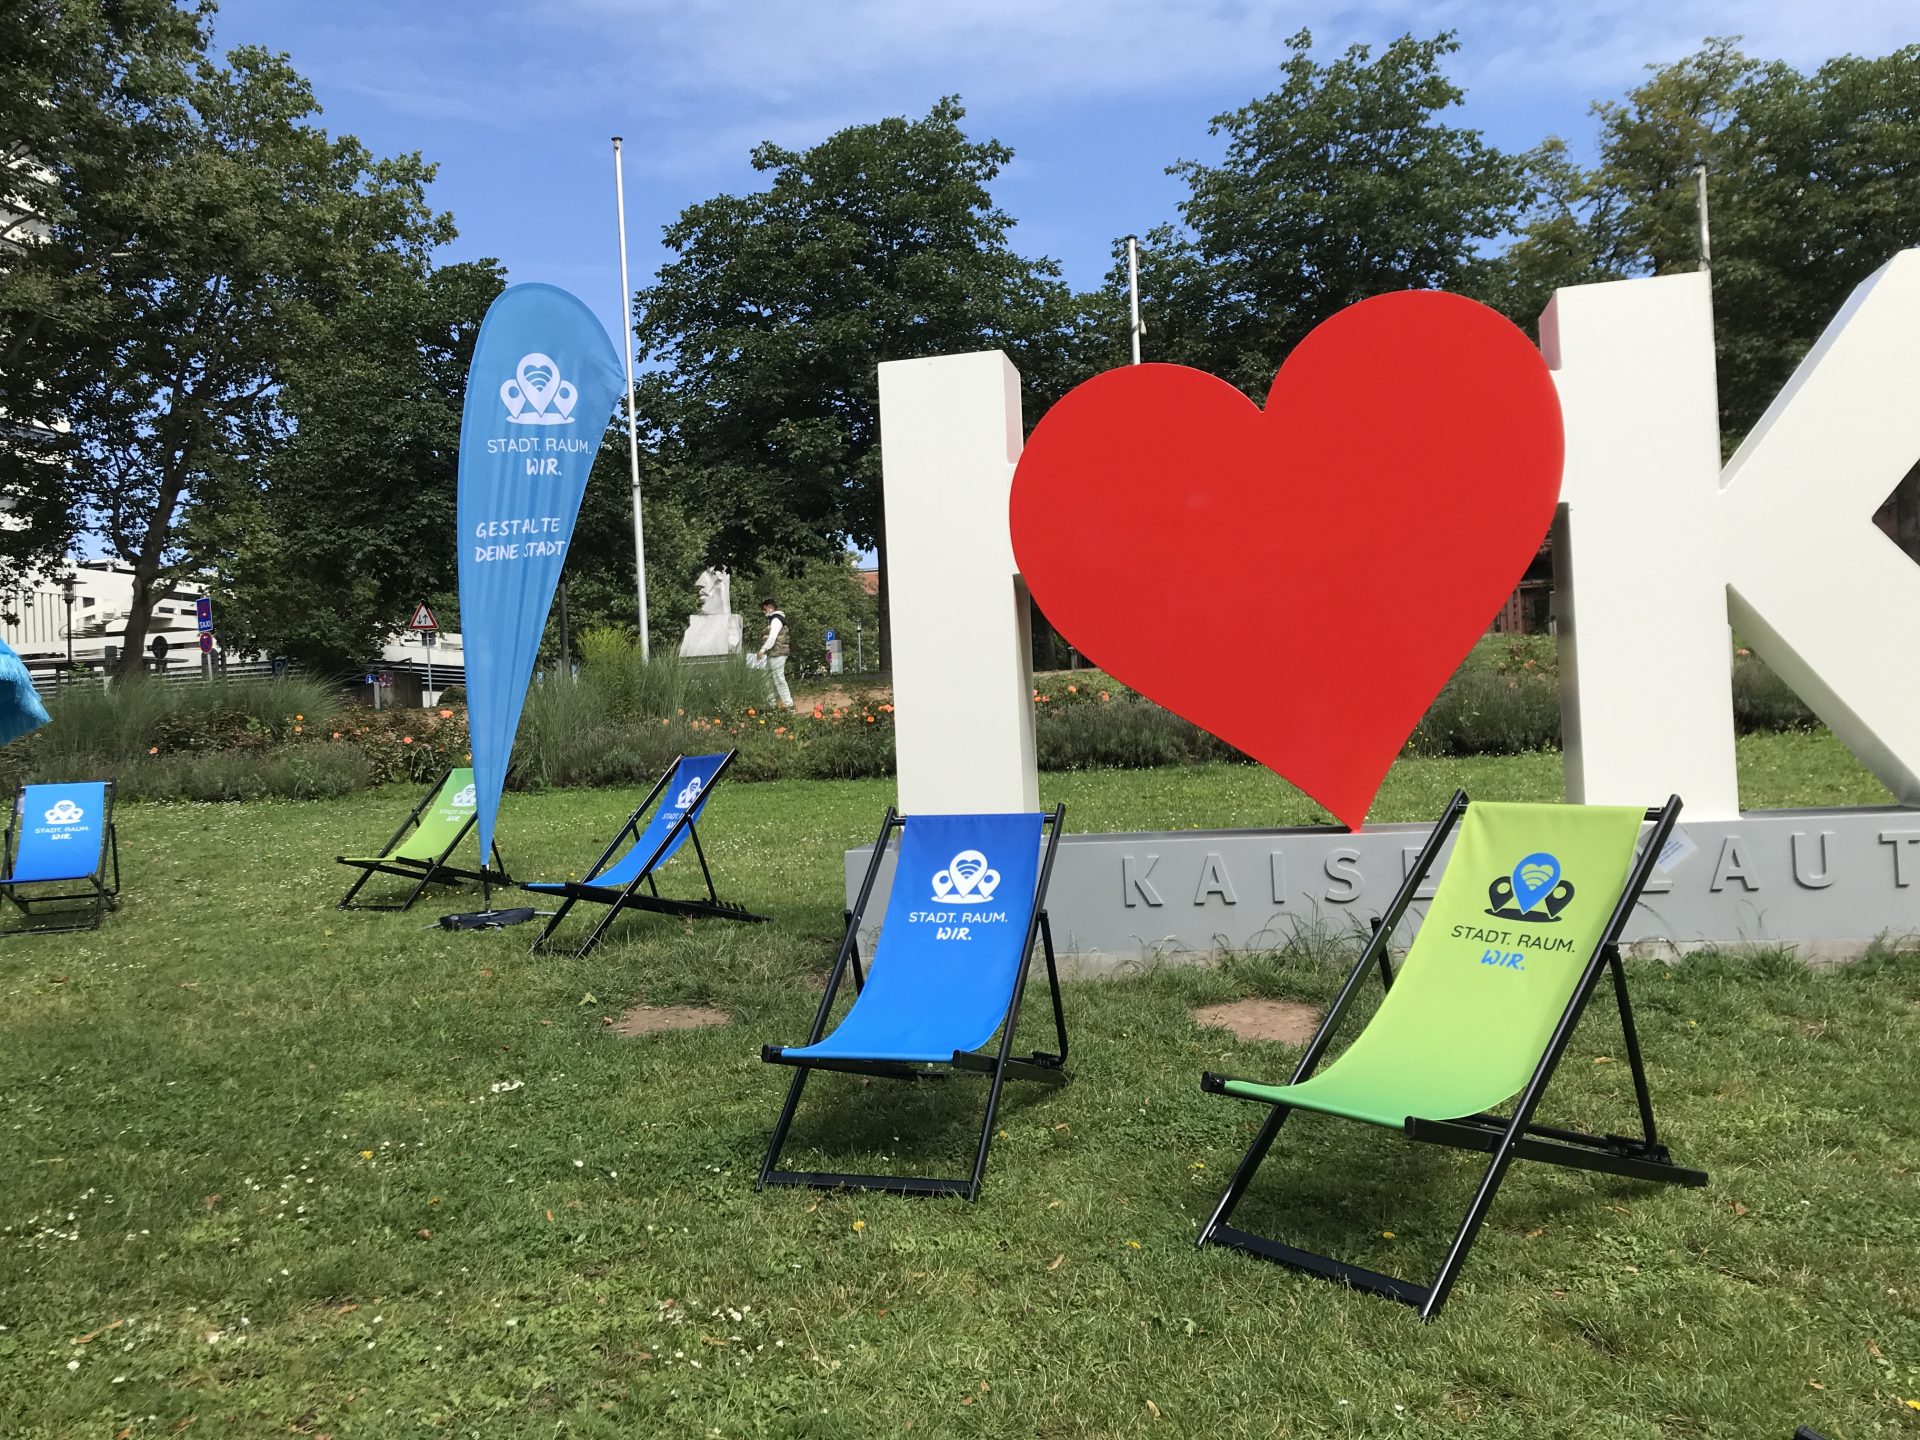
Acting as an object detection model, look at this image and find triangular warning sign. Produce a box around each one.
[406,602,439,632]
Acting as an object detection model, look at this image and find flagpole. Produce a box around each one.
[612,136,651,659]
[1125,234,1143,364]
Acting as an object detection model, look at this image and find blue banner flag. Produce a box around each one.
[456,283,623,865]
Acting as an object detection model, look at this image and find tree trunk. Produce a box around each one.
[1894,459,1920,565]
[110,459,193,679]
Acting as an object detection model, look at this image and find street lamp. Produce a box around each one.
[60,575,75,668]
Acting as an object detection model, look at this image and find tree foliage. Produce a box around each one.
[0,0,211,582]
[213,258,504,673]
[633,98,1088,663]
[2,29,463,672]
[1120,31,1528,396]
[1502,38,1920,552]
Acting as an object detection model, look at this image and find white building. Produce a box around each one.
[1,561,208,667]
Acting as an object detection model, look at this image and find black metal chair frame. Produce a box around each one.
[528,751,765,958]
[757,803,1069,1201]
[1,781,122,936]
[1196,789,1707,1320]
[336,767,509,912]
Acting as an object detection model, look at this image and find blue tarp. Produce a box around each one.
[0,639,50,747]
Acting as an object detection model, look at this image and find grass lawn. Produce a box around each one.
[3,733,1916,1438]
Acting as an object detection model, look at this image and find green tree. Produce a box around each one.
[1569,38,1920,554]
[2,39,457,674]
[212,258,504,673]
[1119,31,1528,397]
[633,97,1082,666]
[553,436,710,661]
[739,552,879,681]
[0,0,210,583]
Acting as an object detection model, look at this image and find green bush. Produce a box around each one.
[1731,654,1817,732]
[1408,669,1561,757]
[56,742,370,803]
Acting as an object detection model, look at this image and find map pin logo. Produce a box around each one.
[1510,852,1561,915]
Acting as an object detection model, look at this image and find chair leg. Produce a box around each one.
[573,896,626,959]
[533,894,580,950]
[338,865,375,909]
[1197,1102,1296,1246]
[757,1065,812,1190]
[1422,1134,1524,1319]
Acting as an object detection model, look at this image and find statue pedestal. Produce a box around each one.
[680,613,743,658]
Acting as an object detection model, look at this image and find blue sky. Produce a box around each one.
[215,0,1915,350]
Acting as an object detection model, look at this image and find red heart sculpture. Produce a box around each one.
[1009,290,1563,830]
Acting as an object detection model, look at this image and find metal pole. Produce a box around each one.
[424,631,434,703]
[855,619,862,672]
[612,136,651,659]
[1125,235,1143,365]
[1694,163,1711,272]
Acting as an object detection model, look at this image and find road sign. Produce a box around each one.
[195,596,213,632]
[364,673,377,685]
[824,628,836,642]
[406,602,439,633]
[198,632,214,654]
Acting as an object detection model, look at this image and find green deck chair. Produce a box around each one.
[1197,790,1706,1319]
[336,767,509,911]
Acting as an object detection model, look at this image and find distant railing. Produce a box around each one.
[24,654,294,697]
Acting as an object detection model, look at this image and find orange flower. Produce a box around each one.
[295,713,304,722]
[439,708,453,718]
[147,745,158,755]
[879,703,893,714]
[402,736,414,745]
[661,718,669,727]
[775,725,786,735]
[294,725,303,734]
[747,707,757,717]
[1099,691,1110,701]
[677,708,685,716]
[812,705,824,719]
[1066,684,1078,694]
[331,731,341,740]
[865,715,876,724]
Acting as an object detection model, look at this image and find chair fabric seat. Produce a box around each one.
[1221,802,1648,1130]
[5,782,111,884]
[525,752,726,893]
[780,812,1045,1065]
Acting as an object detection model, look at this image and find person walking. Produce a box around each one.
[756,597,793,709]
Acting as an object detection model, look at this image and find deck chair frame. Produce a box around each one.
[757,803,1069,1201]
[1197,789,1706,1319]
[1,782,121,935]
[529,751,765,958]
[337,767,509,912]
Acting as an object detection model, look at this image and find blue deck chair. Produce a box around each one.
[2,781,120,935]
[757,805,1069,1201]
[523,751,765,957]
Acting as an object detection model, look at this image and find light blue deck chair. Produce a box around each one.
[2,781,120,934]
[522,751,764,957]
[757,805,1069,1201]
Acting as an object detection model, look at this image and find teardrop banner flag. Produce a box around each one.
[456,283,623,869]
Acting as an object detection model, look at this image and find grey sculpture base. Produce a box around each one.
[679,614,743,659]
[847,808,1920,975]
